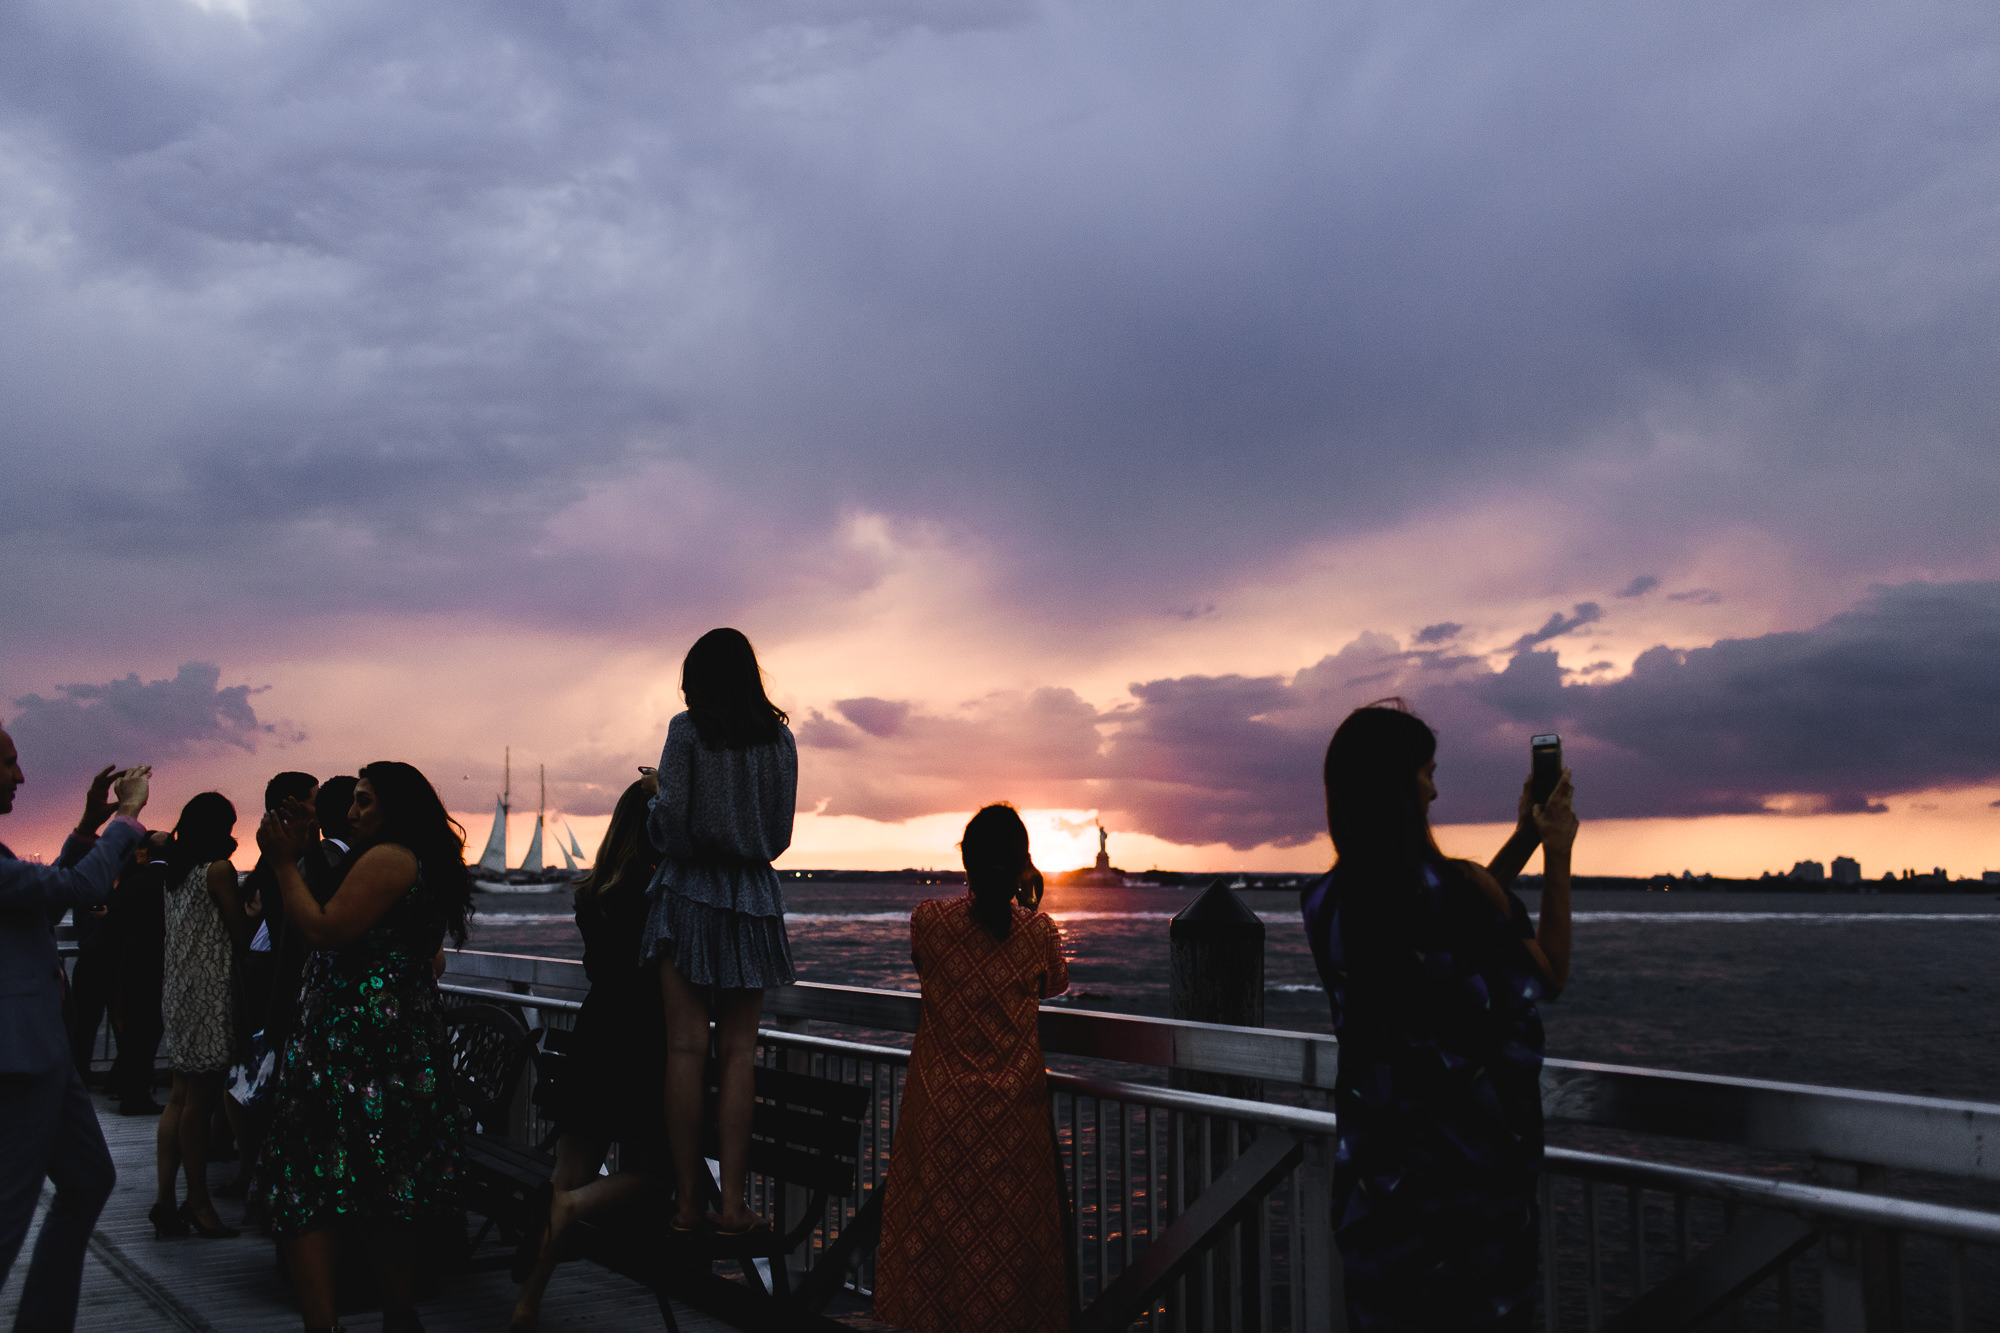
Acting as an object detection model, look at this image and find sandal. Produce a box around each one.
[704,1211,771,1238]
[703,1215,773,1252]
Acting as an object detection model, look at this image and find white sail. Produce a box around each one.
[476,796,508,872]
[557,840,577,871]
[563,821,587,863]
[522,816,545,873]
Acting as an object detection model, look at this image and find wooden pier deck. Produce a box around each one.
[0,1089,728,1332]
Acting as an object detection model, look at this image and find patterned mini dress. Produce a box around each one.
[162,861,237,1074]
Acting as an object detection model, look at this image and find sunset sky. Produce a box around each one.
[4,1,1998,878]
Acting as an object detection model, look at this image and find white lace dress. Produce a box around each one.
[162,862,237,1073]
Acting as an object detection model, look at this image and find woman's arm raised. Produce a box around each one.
[258,803,418,951]
[645,724,699,862]
[1486,777,1543,889]
[1530,771,1577,997]
[1463,768,1576,996]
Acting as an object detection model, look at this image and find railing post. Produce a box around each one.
[1813,1158,1903,1332]
[1169,881,1265,1099]
[1298,1088,1344,1333]
[505,979,536,1142]
[1171,881,1266,1330]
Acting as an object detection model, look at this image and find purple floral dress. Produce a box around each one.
[256,872,462,1238]
[1302,860,1546,1331]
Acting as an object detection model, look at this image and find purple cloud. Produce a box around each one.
[793,581,2000,847]
[835,698,913,739]
[5,663,274,807]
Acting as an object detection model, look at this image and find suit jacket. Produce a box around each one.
[0,817,145,1074]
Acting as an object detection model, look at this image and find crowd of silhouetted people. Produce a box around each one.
[2,625,1575,1333]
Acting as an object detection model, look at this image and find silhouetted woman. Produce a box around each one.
[1301,703,1576,1330]
[642,628,797,1236]
[255,761,474,1333]
[510,778,664,1332]
[875,804,1071,1333]
[153,792,248,1240]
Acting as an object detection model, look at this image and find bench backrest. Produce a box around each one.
[701,1063,870,1200]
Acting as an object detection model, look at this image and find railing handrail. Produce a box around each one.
[1542,1058,2000,1183]
[1546,1147,2000,1245]
[440,949,2000,1181]
[763,1024,2000,1250]
[756,1023,1347,1137]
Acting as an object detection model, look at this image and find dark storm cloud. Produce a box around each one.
[4,663,274,806]
[2,0,1999,644]
[1508,603,1604,653]
[796,583,2000,847]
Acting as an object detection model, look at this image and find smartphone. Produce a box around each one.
[1530,734,1563,806]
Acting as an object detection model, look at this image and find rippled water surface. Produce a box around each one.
[466,883,2000,1103]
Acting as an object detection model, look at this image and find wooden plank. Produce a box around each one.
[1075,1127,1303,1333]
[0,1091,730,1333]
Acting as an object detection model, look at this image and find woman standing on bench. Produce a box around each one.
[641,628,797,1237]
[875,804,1072,1333]
[508,777,663,1332]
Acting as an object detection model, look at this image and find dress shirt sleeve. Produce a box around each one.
[0,817,143,913]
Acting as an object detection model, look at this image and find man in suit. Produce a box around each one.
[0,724,149,1332]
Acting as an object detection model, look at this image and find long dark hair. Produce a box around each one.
[682,628,789,750]
[167,792,238,885]
[357,760,474,947]
[575,780,657,915]
[1324,701,1447,889]
[961,803,1034,941]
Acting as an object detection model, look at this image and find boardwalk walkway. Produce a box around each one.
[0,1089,725,1332]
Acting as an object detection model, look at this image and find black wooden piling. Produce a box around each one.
[1168,878,1265,1099]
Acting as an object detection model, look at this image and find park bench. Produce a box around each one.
[445,1009,883,1332]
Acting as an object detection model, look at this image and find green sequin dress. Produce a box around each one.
[257,873,463,1239]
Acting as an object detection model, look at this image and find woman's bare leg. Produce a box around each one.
[709,988,764,1231]
[178,1071,222,1220]
[281,1228,338,1327]
[511,1134,648,1331]
[658,957,713,1230]
[154,1073,187,1210]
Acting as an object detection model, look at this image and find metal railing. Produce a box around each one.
[437,949,2000,1331]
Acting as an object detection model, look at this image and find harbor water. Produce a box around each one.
[466,882,2000,1105]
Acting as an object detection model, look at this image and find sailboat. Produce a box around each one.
[522,766,546,873]
[475,748,511,873]
[471,754,581,890]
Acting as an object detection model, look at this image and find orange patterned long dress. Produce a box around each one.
[874,896,1072,1333]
